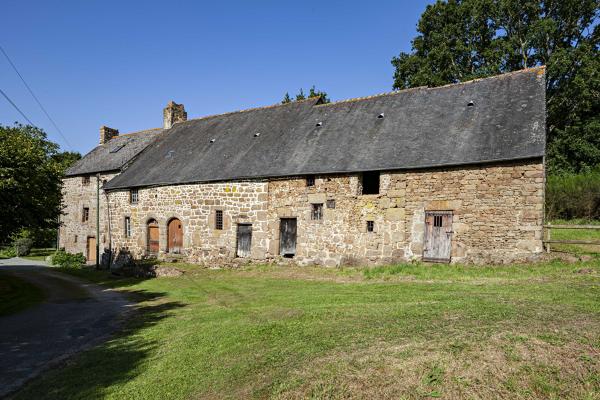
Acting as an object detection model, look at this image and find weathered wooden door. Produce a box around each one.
[279,218,297,257]
[147,219,159,254]
[236,224,252,258]
[86,237,96,263]
[167,218,183,254]
[423,211,453,262]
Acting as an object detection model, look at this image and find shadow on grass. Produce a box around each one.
[13,271,187,400]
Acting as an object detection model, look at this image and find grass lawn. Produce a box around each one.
[0,273,45,316]
[548,219,600,255]
[21,248,56,262]
[14,259,600,400]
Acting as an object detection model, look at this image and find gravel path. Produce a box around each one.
[0,258,131,398]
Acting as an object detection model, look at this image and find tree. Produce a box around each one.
[281,92,292,104]
[391,0,599,174]
[282,86,331,104]
[0,124,81,244]
[295,88,306,101]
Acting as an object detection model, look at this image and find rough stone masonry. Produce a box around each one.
[61,68,547,266]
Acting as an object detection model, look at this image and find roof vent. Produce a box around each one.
[467,100,475,107]
[316,121,323,127]
[254,132,261,137]
[377,113,384,119]
[165,150,175,159]
[210,138,216,143]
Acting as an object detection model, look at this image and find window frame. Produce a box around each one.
[130,189,139,204]
[311,203,324,221]
[82,176,90,186]
[124,216,131,238]
[215,209,224,230]
[82,207,89,222]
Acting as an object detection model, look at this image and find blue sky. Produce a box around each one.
[1,1,433,154]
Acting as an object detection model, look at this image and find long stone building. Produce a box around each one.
[60,67,546,266]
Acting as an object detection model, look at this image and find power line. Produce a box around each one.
[0,87,35,126]
[0,45,73,150]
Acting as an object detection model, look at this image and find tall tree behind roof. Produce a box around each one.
[391,0,599,173]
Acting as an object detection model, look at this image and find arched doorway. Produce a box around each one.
[147,219,159,255]
[167,218,183,254]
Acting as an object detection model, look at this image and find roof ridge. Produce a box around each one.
[316,66,546,108]
[117,127,162,137]
[182,96,320,124]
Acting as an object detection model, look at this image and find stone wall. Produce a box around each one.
[61,159,544,266]
[59,173,117,259]
[106,181,269,263]
[265,159,544,265]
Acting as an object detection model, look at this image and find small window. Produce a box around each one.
[433,215,443,227]
[82,176,90,186]
[306,175,315,187]
[311,203,323,220]
[74,235,78,243]
[326,199,336,209]
[124,217,131,238]
[82,207,89,222]
[367,220,375,232]
[361,171,380,195]
[109,143,126,153]
[215,210,224,230]
[130,189,139,204]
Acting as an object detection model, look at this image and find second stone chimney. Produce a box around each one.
[163,101,187,129]
[100,126,119,144]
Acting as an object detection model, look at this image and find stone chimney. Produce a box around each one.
[100,126,119,144]
[163,101,187,129]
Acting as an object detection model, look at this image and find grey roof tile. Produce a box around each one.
[104,67,546,190]
[66,128,162,176]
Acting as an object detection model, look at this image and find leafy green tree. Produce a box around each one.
[391,0,599,173]
[0,124,80,244]
[283,86,331,104]
[295,88,306,101]
[281,92,292,104]
[308,86,331,103]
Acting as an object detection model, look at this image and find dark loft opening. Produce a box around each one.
[306,175,315,187]
[361,171,380,195]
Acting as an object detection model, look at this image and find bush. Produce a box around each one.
[13,238,33,256]
[546,169,600,220]
[0,247,16,258]
[49,250,86,268]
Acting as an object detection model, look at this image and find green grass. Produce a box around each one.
[548,219,600,255]
[21,248,56,262]
[0,272,45,316]
[14,260,600,400]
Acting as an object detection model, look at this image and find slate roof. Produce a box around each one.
[66,128,162,176]
[104,67,546,190]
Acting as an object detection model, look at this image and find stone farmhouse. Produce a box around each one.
[60,67,546,267]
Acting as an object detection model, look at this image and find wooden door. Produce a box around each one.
[423,211,453,262]
[167,218,183,254]
[279,218,297,257]
[86,237,96,263]
[236,224,252,258]
[147,220,159,254]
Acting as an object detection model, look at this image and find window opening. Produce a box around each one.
[311,203,323,220]
[215,210,223,230]
[361,171,380,195]
[367,221,375,232]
